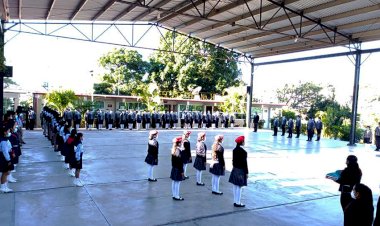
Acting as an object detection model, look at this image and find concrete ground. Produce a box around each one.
[1,128,380,226]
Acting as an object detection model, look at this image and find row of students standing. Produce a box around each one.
[0,118,23,193]
[272,115,323,141]
[144,130,248,207]
[41,106,85,187]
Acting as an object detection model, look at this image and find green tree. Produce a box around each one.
[149,32,241,97]
[45,90,77,114]
[219,85,246,114]
[95,49,149,95]
[4,78,17,88]
[276,81,325,113]
[132,83,163,112]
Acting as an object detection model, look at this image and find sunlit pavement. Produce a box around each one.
[1,128,379,226]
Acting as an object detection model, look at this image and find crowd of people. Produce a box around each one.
[272,115,323,141]
[0,111,25,193]
[58,108,237,130]
[40,106,85,186]
[144,129,248,207]
[326,155,380,226]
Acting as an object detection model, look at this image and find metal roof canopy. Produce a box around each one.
[1,0,380,57]
[1,0,380,145]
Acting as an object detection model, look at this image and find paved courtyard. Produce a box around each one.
[1,128,380,226]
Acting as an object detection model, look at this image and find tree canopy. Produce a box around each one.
[45,90,77,114]
[94,31,242,98]
[95,49,149,95]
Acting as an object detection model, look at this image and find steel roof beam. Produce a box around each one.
[211,0,352,43]
[266,0,355,43]
[92,0,118,21]
[132,0,172,21]
[237,17,380,52]
[193,0,301,35]
[70,0,89,20]
[157,0,205,24]
[46,0,56,20]
[227,5,380,50]
[113,0,142,21]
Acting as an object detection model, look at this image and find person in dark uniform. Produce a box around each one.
[229,136,248,207]
[193,132,207,186]
[287,118,294,138]
[63,108,73,127]
[210,135,225,195]
[114,110,121,129]
[197,111,202,128]
[306,117,315,141]
[108,110,114,130]
[172,112,178,129]
[154,111,161,129]
[253,112,259,132]
[104,110,110,129]
[202,113,207,129]
[315,117,323,141]
[181,131,192,179]
[344,183,373,226]
[135,111,140,130]
[215,111,220,128]
[9,122,21,176]
[295,115,301,138]
[170,136,184,201]
[230,113,235,128]
[273,117,279,136]
[97,110,103,130]
[328,155,362,213]
[145,130,159,182]
[206,111,212,128]
[145,112,151,130]
[73,109,81,130]
[184,111,190,129]
[281,116,287,136]
[28,108,36,130]
[375,122,380,151]
[224,113,229,129]
[120,110,126,130]
[72,133,84,187]
[363,126,372,144]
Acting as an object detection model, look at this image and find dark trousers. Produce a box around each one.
[376,136,380,150]
[29,119,35,130]
[307,129,314,141]
[316,129,322,141]
[288,129,293,138]
[296,126,300,138]
[281,125,286,136]
[273,127,278,136]
[253,123,258,132]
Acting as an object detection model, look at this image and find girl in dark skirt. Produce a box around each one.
[170,136,184,201]
[9,122,21,180]
[145,130,159,182]
[209,134,225,195]
[193,132,207,186]
[72,133,84,187]
[181,131,192,179]
[0,127,14,193]
[65,129,77,176]
[229,136,248,207]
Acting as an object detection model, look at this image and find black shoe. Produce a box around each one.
[212,191,223,195]
[22,141,26,144]
[234,203,245,207]
[173,197,184,201]
[148,178,157,182]
[196,182,205,186]
[184,176,189,179]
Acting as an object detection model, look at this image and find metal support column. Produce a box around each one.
[348,50,362,146]
[0,20,5,128]
[246,60,254,128]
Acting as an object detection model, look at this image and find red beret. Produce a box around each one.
[183,130,191,136]
[173,136,182,143]
[235,136,245,144]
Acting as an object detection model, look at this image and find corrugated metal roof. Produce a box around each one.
[2,0,380,58]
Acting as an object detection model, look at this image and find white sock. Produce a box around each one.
[183,164,188,176]
[171,181,176,197]
[237,186,242,204]
[233,185,238,203]
[196,170,202,183]
[148,165,154,179]
[175,181,181,198]
[216,176,221,192]
[211,175,216,191]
